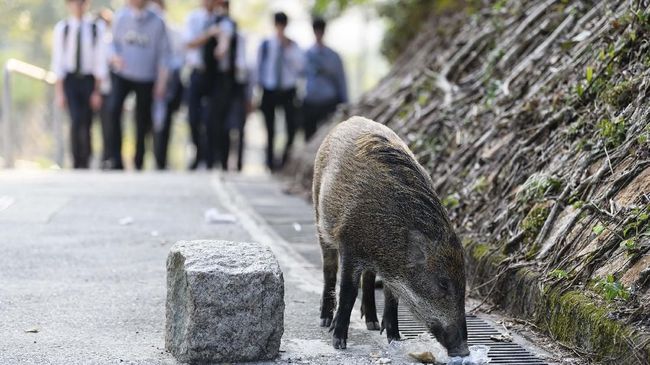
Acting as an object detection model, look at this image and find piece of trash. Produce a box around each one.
[293,222,302,232]
[119,216,134,226]
[489,334,513,342]
[204,208,237,224]
[387,333,490,364]
[150,230,160,237]
[409,351,436,363]
[25,328,39,333]
[376,358,392,364]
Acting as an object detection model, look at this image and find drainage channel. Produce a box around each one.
[376,298,548,365]
[232,178,549,365]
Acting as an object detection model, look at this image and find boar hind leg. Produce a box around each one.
[330,254,362,349]
[380,286,401,343]
[320,248,338,327]
[361,271,380,330]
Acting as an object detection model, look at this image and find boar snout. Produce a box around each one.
[431,322,470,357]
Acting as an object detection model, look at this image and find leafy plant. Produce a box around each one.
[516,174,563,204]
[623,207,649,238]
[442,193,460,209]
[620,239,639,253]
[594,275,630,301]
[586,66,594,83]
[550,269,569,279]
[592,223,606,236]
[597,118,626,148]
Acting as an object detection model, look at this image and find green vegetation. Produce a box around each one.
[622,207,649,238]
[313,0,468,61]
[472,176,489,194]
[521,204,550,258]
[620,238,640,254]
[544,290,636,361]
[592,223,606,236]
[594,275,630,302]
[549,269,568,280]
[601,78,638,108]
[596,117,626,148]
[442,193,460,209]
[516,174,562,204]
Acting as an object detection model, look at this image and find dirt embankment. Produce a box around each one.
[286,1,650,363]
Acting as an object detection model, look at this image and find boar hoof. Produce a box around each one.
[386,335,401,344]
[320,318,332,327]
[332,336,347,349]
[366,321,380,331]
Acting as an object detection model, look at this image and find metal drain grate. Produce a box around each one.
[377,298,547,365]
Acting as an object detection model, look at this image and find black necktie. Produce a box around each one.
[75,25,82,75]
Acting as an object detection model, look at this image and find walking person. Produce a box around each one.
[150,0,185,170]
[257,12,304,171]
[51,0,108,169]
[225,30,253,172]
[205,0,237,170]
[108,0,170,170]
[96,7,114,170]
[183,0,218,170]
[303,17,348,141]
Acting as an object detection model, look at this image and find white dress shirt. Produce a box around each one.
[257,36,305,91]
[51,15,108,81]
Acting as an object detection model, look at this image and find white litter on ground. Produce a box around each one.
[119,216,134,226]
[204,208,237,224]
[387,334,490,364]
[293,222,302,232]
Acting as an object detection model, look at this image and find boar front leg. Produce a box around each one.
[361,270,380,330]
[380,285,401,343]
[320,248,338,327]
[330,252,362,349]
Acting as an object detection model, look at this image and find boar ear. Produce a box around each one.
[406,229,430,267]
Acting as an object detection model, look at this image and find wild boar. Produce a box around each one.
[312,116,469,357]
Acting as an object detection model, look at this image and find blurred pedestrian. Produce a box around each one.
[96,7,114,170]
[108,0,170,170]
[183,0,217,170]
[257,11,304,171]
[150,0,185,170]
[51,0,108,169]
[303,17,347,141]
[205,0,237,170]
[225,30,253,172]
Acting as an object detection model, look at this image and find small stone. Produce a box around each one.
[165,240,285,363]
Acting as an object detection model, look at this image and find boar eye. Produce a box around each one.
[438,278,451,293]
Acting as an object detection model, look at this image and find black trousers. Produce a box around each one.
[205,73,233,170]
[303,101,338,142]
[99,73,117,168]
[227,83,247,171]
[63,74,95,169]
[261,88,297,170]
[187,70,212,168]
[110,75,155,170]
[154,69,184,170]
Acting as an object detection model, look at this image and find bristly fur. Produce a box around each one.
[354,133,452,242]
